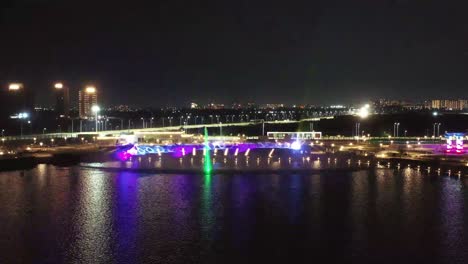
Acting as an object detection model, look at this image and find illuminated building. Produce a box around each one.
[267,131,322,140]
[78,86,98,118]
[431,99,468,110]
[54,82,69,118]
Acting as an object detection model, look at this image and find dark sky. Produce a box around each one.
[0,0,467,107]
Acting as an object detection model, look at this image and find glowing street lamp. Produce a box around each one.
[393,122,400,137]
[54,83,63,89]
[17,112,29,137]
[91,105,100,132]
[357,106,370,119]
[9,83,23,91]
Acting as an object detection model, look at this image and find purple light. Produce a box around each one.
[116,151,132,161]
[445,133,464,154]
[115,141,305,160]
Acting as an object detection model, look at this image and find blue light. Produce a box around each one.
[291,141,302,150]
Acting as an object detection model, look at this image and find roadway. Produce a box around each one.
[2,117,334,140]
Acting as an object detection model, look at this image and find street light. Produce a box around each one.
[91,105,100,132]
[18,112,29,137]
[357,105,370,119]
[393,122,400,137]
[355,123,360,138]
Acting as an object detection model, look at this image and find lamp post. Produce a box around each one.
[18,112,29,138]
[433,123,440,137]
[262,120,265,136]
[91,105,100,132]
[393,122,400,137]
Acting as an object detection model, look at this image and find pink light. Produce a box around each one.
[127,146,138,156]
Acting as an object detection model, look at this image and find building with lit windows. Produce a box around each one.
[54,83,70,118]
[431,99,468,110]
[267,131,322,140]
[78,86,98,118]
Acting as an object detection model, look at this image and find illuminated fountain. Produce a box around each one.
[203,127,212,174]
[116,140,303,159]
[445,133,465,154]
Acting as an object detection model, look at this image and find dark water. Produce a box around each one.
[1,165,468,264]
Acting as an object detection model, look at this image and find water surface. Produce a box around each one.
[0,165,467,263]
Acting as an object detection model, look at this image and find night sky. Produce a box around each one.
[0,0,467,107]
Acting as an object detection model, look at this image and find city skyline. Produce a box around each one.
[1,1,468,106]
[4,81,468,110]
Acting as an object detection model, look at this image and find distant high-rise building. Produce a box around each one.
[54,83,70,118]
[79,86,98,118]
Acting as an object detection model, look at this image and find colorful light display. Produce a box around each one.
[290,140,302,150]
[115,140,304,160]
[203,127,212,174]
[445,133,464,154]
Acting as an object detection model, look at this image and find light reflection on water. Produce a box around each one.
[0,165,468,263]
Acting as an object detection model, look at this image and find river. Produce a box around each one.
[0,165,467,263]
